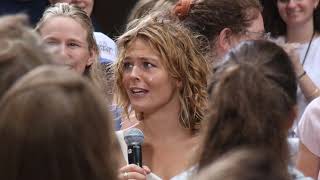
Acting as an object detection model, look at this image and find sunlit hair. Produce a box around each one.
[177,0,262,53]
[127,0,178,23]
[114,14,208,132]
[0,14,52,99]
[35,3,100,80]
[262,0,320,37]
[199,40,297,172]
[0,66,118,180]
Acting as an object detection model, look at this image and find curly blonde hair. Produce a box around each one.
[114,14,208,131]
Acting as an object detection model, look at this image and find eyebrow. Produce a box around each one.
[124,55,160,62]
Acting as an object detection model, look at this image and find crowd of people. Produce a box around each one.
[0,0,319,180]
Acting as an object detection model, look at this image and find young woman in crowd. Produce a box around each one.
[36,3,98,76]
[35,3,114,96]
[0,66,119,180]
[262,0,320,124]
[114,14,208,180]
[48,0,117,64]
[35,3,122,130]
[121,0,267,130]
[198,40,311,180]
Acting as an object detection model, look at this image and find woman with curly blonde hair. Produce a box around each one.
[114,13,208,180]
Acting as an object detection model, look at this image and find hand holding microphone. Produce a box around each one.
[119,128,151,180]
[124,128,144,167]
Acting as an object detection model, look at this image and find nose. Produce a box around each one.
[287,0,297,8]
[129,66,141,81]
[54,44,72,66]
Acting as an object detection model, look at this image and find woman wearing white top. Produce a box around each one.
[114,13,208,180]
[262,0,320,126]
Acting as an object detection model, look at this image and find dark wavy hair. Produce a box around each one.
[199,40,297,175]
[177,0,262,50]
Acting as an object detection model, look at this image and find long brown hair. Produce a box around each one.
[0,66,118,180]
[199,40,297,176]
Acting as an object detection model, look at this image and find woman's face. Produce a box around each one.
[39,16,94,74]
[49,0,94,16]
[277,0,319,27]
[121,38,181,114]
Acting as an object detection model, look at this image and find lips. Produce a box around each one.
[129,87,149,97]
[287,11,299,17]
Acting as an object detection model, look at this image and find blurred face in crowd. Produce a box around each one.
[277,0,319,26]
[241,12,267,40]
[49,0,94,15]
[121,38,181,114]
[38,16,94,74]
[213,8,267,59]
[220,10,266,57]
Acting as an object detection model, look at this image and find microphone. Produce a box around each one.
[124,128,144,167]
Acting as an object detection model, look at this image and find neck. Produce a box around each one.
[286,19,314,43]
[138,98,193,142]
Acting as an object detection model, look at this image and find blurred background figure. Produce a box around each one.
[262,0,320,129]
[0,14,52,99]
[0,66,119,180]
[127,0,177,23]
[173,0,267,64]
[297,96,320,179]
[195,148,290,180]
[198,40,311,179]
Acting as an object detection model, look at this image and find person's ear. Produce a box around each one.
[216,28,234,53]
[175,79,183,89]
[86,49,96,66]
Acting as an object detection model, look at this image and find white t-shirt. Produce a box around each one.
[297,97,320,180]
[276,36,320,130]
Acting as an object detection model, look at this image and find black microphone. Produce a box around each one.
[124,128,144,167]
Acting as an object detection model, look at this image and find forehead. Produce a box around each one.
[40,16,88,39]
[43,16,83,28]
[125,37,160,53]
[246,12,264,32]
